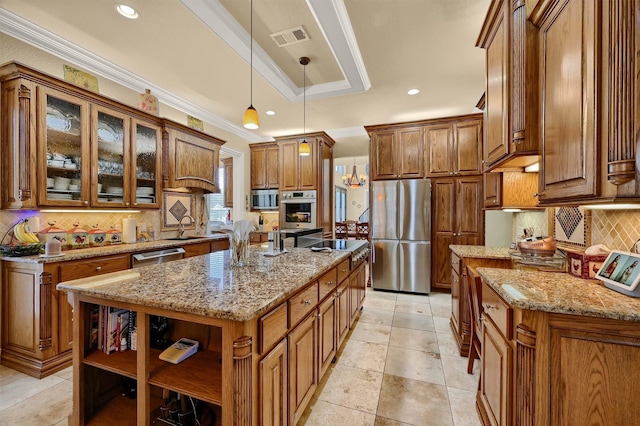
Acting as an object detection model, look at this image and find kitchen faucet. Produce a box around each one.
[177,215,195,239]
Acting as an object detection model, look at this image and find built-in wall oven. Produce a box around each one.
[280,190,317,229]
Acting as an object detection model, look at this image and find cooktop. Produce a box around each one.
[308,239,367,252]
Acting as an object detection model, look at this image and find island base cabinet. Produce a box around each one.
[318,296,337,380]
[288,312,318,425]
[477,317,512,426]
[336,279,350,349]
[259,339,288,426]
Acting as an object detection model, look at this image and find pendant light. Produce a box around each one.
[243,0,260,129]
[342,158,367,188]
[299,56,311,156]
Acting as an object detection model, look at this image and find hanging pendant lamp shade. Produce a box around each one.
[243,105,259,129]
[243,0,259,129]
[299,56,311,156]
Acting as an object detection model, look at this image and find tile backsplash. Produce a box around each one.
[513,208,640,252]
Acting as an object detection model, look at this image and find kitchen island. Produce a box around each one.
[56,246,366,425]
[475,267,640,426]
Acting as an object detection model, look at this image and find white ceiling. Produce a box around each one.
[0,0,490,158]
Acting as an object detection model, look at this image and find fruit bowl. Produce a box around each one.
[0,243,44,257]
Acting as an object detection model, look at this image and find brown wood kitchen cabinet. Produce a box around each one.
[250,142,279,189]
[432,176,484,290]
[425,115,483,177]
[476,278,640,426]
[483,171,540,209]
[162,120,224,193]
[527,0,640,205]
[276,132,335,236]
[477,0,539,172]
[367,125,424,180]
[0,62,163,210]
[1,253,130,378]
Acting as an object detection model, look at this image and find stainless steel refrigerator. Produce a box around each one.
[371,179,431,294]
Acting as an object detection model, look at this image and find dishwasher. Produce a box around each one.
[132,247,186,268]
[131,247,186,349]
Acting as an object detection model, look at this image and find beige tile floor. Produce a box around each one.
[0,289,480,426]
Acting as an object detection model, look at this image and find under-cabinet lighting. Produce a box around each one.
[115,4,139,19]
[582,204,640,210]
[502,209,522,212]
[524,163,539,172]
[40,209,141,214]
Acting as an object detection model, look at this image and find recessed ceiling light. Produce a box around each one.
[407,89,420,95]
[266,110,276,116]
[116,4,139,19]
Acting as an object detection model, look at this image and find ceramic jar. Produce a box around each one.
[137,89,159,116]
[38,223,68,247]
[88,225,107,247]
[67,224,89,249]
[106,226,122,245]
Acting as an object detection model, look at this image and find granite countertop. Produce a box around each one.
[477,267,640,322]
[1,234,229,264]
[450,244,514,260]
[56,247,349,322]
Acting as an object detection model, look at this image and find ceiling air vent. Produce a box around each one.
[269,26,309,47]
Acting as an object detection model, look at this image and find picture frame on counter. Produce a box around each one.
[162,190,195,231]
[595,250,640,297]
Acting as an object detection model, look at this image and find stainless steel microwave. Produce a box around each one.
[251,189,278,210]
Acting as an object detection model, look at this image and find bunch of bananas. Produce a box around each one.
[13,221,40,244]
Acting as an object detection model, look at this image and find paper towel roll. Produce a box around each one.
[28,216,41,233]
[122,218,137,244]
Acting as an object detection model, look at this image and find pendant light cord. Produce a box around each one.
[303,59,306,135]
[249,0,253,106]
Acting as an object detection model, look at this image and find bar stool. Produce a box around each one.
[466,265,483,375]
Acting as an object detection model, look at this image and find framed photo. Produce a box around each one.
[595,250,640,297]
[162,190,195,231]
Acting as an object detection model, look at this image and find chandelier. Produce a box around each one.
[342,160,367,188]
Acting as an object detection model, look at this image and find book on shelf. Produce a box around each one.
[90,304,138,353]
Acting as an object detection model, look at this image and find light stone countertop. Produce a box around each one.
[1,234,229,264]
[477,267,640,322]
[56,247,350,322]
[449,245,514,260]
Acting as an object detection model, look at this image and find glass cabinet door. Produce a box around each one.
[93,106,129,207]
[132,120,161,207]
[40,88,89,207]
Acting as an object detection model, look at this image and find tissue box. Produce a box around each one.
[566,249,608,279]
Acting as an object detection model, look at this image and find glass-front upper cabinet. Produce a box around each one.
[131,120,161,208]
[92,106,129,207]
[39,87,90,207]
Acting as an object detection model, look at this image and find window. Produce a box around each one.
[335,186,346,222]
[207,167,229,224]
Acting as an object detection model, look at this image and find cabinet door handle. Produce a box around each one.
[125,202,130,206]
[326,280,333,286]
[302,299,312,305]
[341,268,348,273]
[96,266,102,271]
[84,200,89,205]
[483,303,495,310]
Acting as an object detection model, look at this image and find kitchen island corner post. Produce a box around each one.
[68,291,84,426]
[233,335,253,425]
